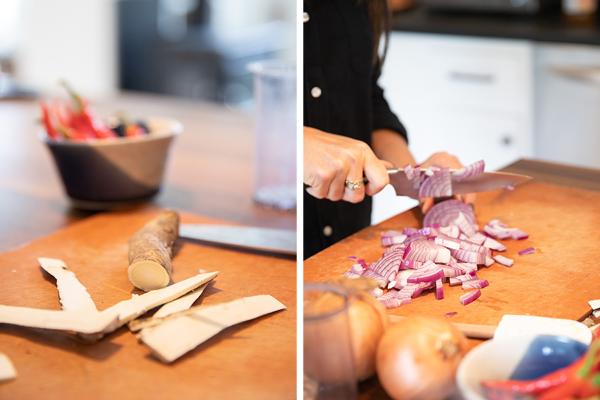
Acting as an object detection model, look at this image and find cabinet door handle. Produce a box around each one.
[448,71,495,84]
[550,66,600,85]
[500,135,513,147]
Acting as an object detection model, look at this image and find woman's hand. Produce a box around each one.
[304,127,390,203]
[419,152,476,213]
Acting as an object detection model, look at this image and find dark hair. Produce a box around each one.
[367,0,390,69]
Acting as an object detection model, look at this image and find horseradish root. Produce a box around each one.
[128,210,180,291]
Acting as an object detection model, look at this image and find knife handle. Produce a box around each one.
[389,315,496,339]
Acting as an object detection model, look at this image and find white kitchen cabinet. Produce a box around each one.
[534,43,600,169]
[373,32,534,224]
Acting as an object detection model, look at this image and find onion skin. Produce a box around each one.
[348,292,389,381]
[376,316,468,400]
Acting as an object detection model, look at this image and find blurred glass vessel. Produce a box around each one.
[249,60,296,210]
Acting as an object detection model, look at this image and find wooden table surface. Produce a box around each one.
[0,93,295,252]
[304,159,600,399]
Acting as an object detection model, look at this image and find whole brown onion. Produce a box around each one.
[376,316,467,400]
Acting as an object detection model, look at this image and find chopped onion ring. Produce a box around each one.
[518,247,536,256]
[460,289,481,305]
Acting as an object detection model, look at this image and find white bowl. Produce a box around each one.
[457,335,589,400]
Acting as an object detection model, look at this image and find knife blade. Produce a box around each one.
[179,224,296,256]
[387,168,532,198]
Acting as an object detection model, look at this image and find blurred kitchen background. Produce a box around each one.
[3,0,600,224]
[374,0,600,223]
[0,0,295,108]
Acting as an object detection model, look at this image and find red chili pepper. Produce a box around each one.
[60,80,115,139]
[482,340,600,400]
[40,102,58,139]
[539,341,600,400]
[482,361,576,399]
[56,125,85,141]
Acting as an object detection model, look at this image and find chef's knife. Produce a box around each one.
[386,168,532,198]
[179,224,296,256]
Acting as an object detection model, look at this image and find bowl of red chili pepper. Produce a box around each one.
[457,334,598,400]
[39,82,182,209]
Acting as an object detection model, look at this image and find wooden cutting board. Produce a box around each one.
[0,210,296,400]
[305,181,600,325]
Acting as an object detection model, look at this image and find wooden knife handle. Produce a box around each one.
[388,315,496,340]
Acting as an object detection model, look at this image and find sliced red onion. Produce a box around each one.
[394,270,415,288]
[449,274,474,286]
[442,266,462,278]
[488,219,507,228]
[403,164,419,180]
[483,237,506,251]
[404,240,450,264]
[460,289,481,305]
[370,251,403,281]
[484,224,512,240]
[343,271,362,279]
[485,256,495,267]
[445,311,458,318]
[371,288,384,298]
[439,224,460,238]
[412,282,435,298]
[423,199,476,228]
[511,229,529,240]
[434,236,461,250]
[361,269,387,288]
[459,240,484,252]
[462,279,489,290]
[484,219,529,241]
[381,231,407,247]
[380,297,412,309]
[451,248,486,264]
[454,212,477,237]
[436,248,451,264]
[468,232,487,245]
[418,168,452,198]
[452,160,485,182]
[350,263,365,274]
[518,247,536,256]
[457,262,478,275]
[407,267,444,284]
[348,256,368,269]
[435,278,444,300]
[448,277,461,286]
[403,227,419,236]
[493,254,514,267]
[384,244,406,256]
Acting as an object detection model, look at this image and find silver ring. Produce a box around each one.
[344,180,363,191]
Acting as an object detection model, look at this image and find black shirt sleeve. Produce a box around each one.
[371,68,409,143]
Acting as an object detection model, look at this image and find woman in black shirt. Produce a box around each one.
[303,0,471,258]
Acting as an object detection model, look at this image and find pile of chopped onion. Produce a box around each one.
[344,198,531,308]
